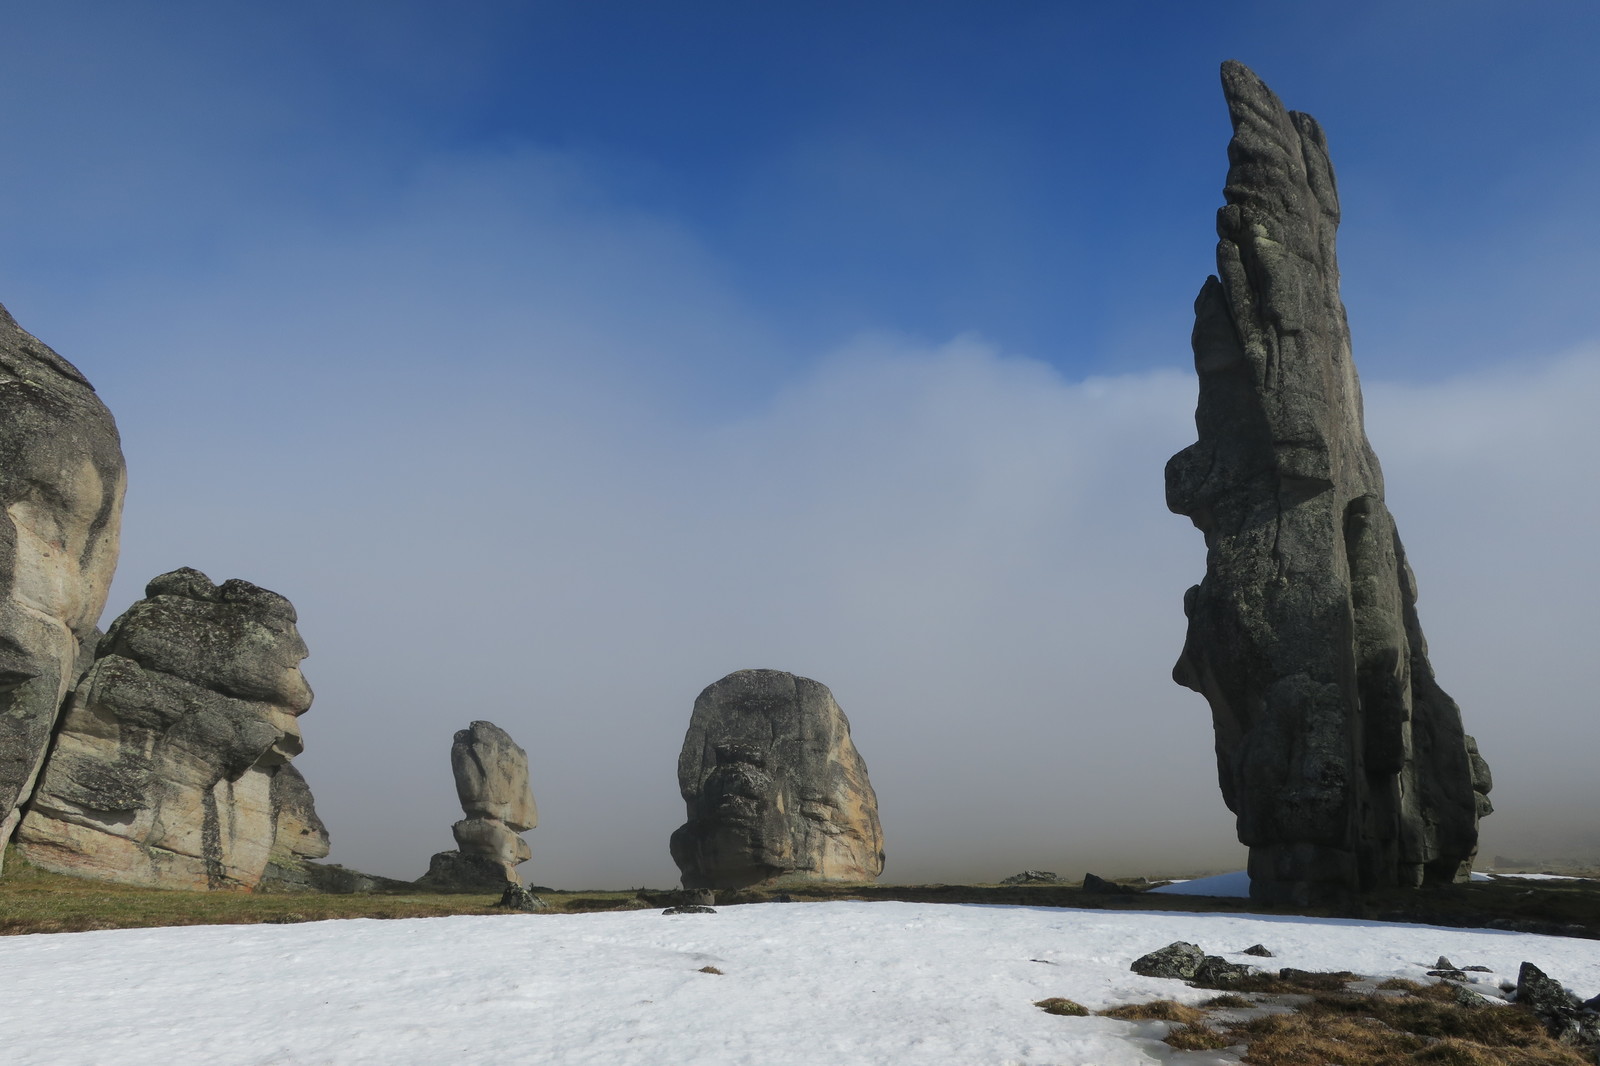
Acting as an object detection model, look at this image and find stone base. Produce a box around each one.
[414,850,518,893]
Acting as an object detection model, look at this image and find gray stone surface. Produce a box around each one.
[0,303,126,869]
[670,669,884,890]
[418,720,537,889]
[16,568,321,889]
[1165,60,1490,905]
[1130,941,1205,980]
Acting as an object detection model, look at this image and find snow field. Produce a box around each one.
[2,900,1597,1066]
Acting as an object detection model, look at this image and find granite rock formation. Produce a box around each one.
[670,669,884,890]
[0,303,126,870]
[417,720,537,890]
[15,568,324,889]
[1165,61,1491,905]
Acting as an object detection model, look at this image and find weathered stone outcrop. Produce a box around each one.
[15,568,323,890]
[670,669,884,890]
[0,303,125,870]
[1165,61,1490,905]
[417,720,537,891]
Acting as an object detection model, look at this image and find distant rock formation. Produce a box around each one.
[417,720,538,891]
[0,303,126,871]
[1165,61,1491,905]
[15,568,325,890]
[670,669,884,890]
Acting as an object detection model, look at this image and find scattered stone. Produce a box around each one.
[1462,965,1494,973]
[670,669,884,890]
[1131,942,1206,980]
[493,884,548,912]
[663,905,716,915]
[697,966,724,974]
[1516,962,1581,1012]
[16,569,321,890]
[1516,962,1599,1052]
[1241,944,1275,957]
[1436,956,1456,970]
[1165,60,1490,906]
[1453,984,1488,1009]
[1082,873,1136,894]
[0,301,126,872]
[1194,956,1254,986]
[418,720,538,890]
[1427,969,1469,981]
[1001,870,1061,885]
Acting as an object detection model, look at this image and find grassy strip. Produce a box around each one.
[0,849,655,934]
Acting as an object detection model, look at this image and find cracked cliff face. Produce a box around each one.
[1165,61,1490,906]
[15,568,326,890]
[0,302,126,871]
[670,669,884,891]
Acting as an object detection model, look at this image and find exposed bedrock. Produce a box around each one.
[670,669,884,890]
[15,568,325,890]
[0,303,126,870]
[417,720,538,891]
[1165,61,1490,905]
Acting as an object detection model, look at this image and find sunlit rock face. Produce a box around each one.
[16,568,324,890]
[0,302,126,870]
[416,720,538,891]
[1165,61,1491,906]
[671,669,884,890]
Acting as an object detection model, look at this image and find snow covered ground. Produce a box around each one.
[3,901,1597,1066]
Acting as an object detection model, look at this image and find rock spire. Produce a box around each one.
[418,720,538,890]
[0,303,126,870]
[671,669,884,890]
[1165,61,1491,904]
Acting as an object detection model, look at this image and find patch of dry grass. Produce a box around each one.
[1098,1000,1206,1023]
[1203,993,1253,1008]
[1218,982,1591,1066]
[1034,997,1090,1017]
[1166,1022,1234,1051]
[697,965,724,974]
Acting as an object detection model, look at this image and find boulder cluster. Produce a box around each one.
[0,62,1517,904]
[17,569,325,889]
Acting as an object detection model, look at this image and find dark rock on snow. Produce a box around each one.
[1166,61,1491,906]
[1241,944,1275,957]
[663,905,717,915]
[16,569,323,890]
[1001,870,1062,885]
[1516,962,1600,1052]
[670,669,884,891]
[1194,955,1254,986]
[0,303,126,871]
[1131,941,1206,980]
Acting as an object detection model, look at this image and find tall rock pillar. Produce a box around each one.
[1165,61,1491,905]
[0,303,126,869]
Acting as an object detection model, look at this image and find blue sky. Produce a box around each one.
[1,3,1596,884]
